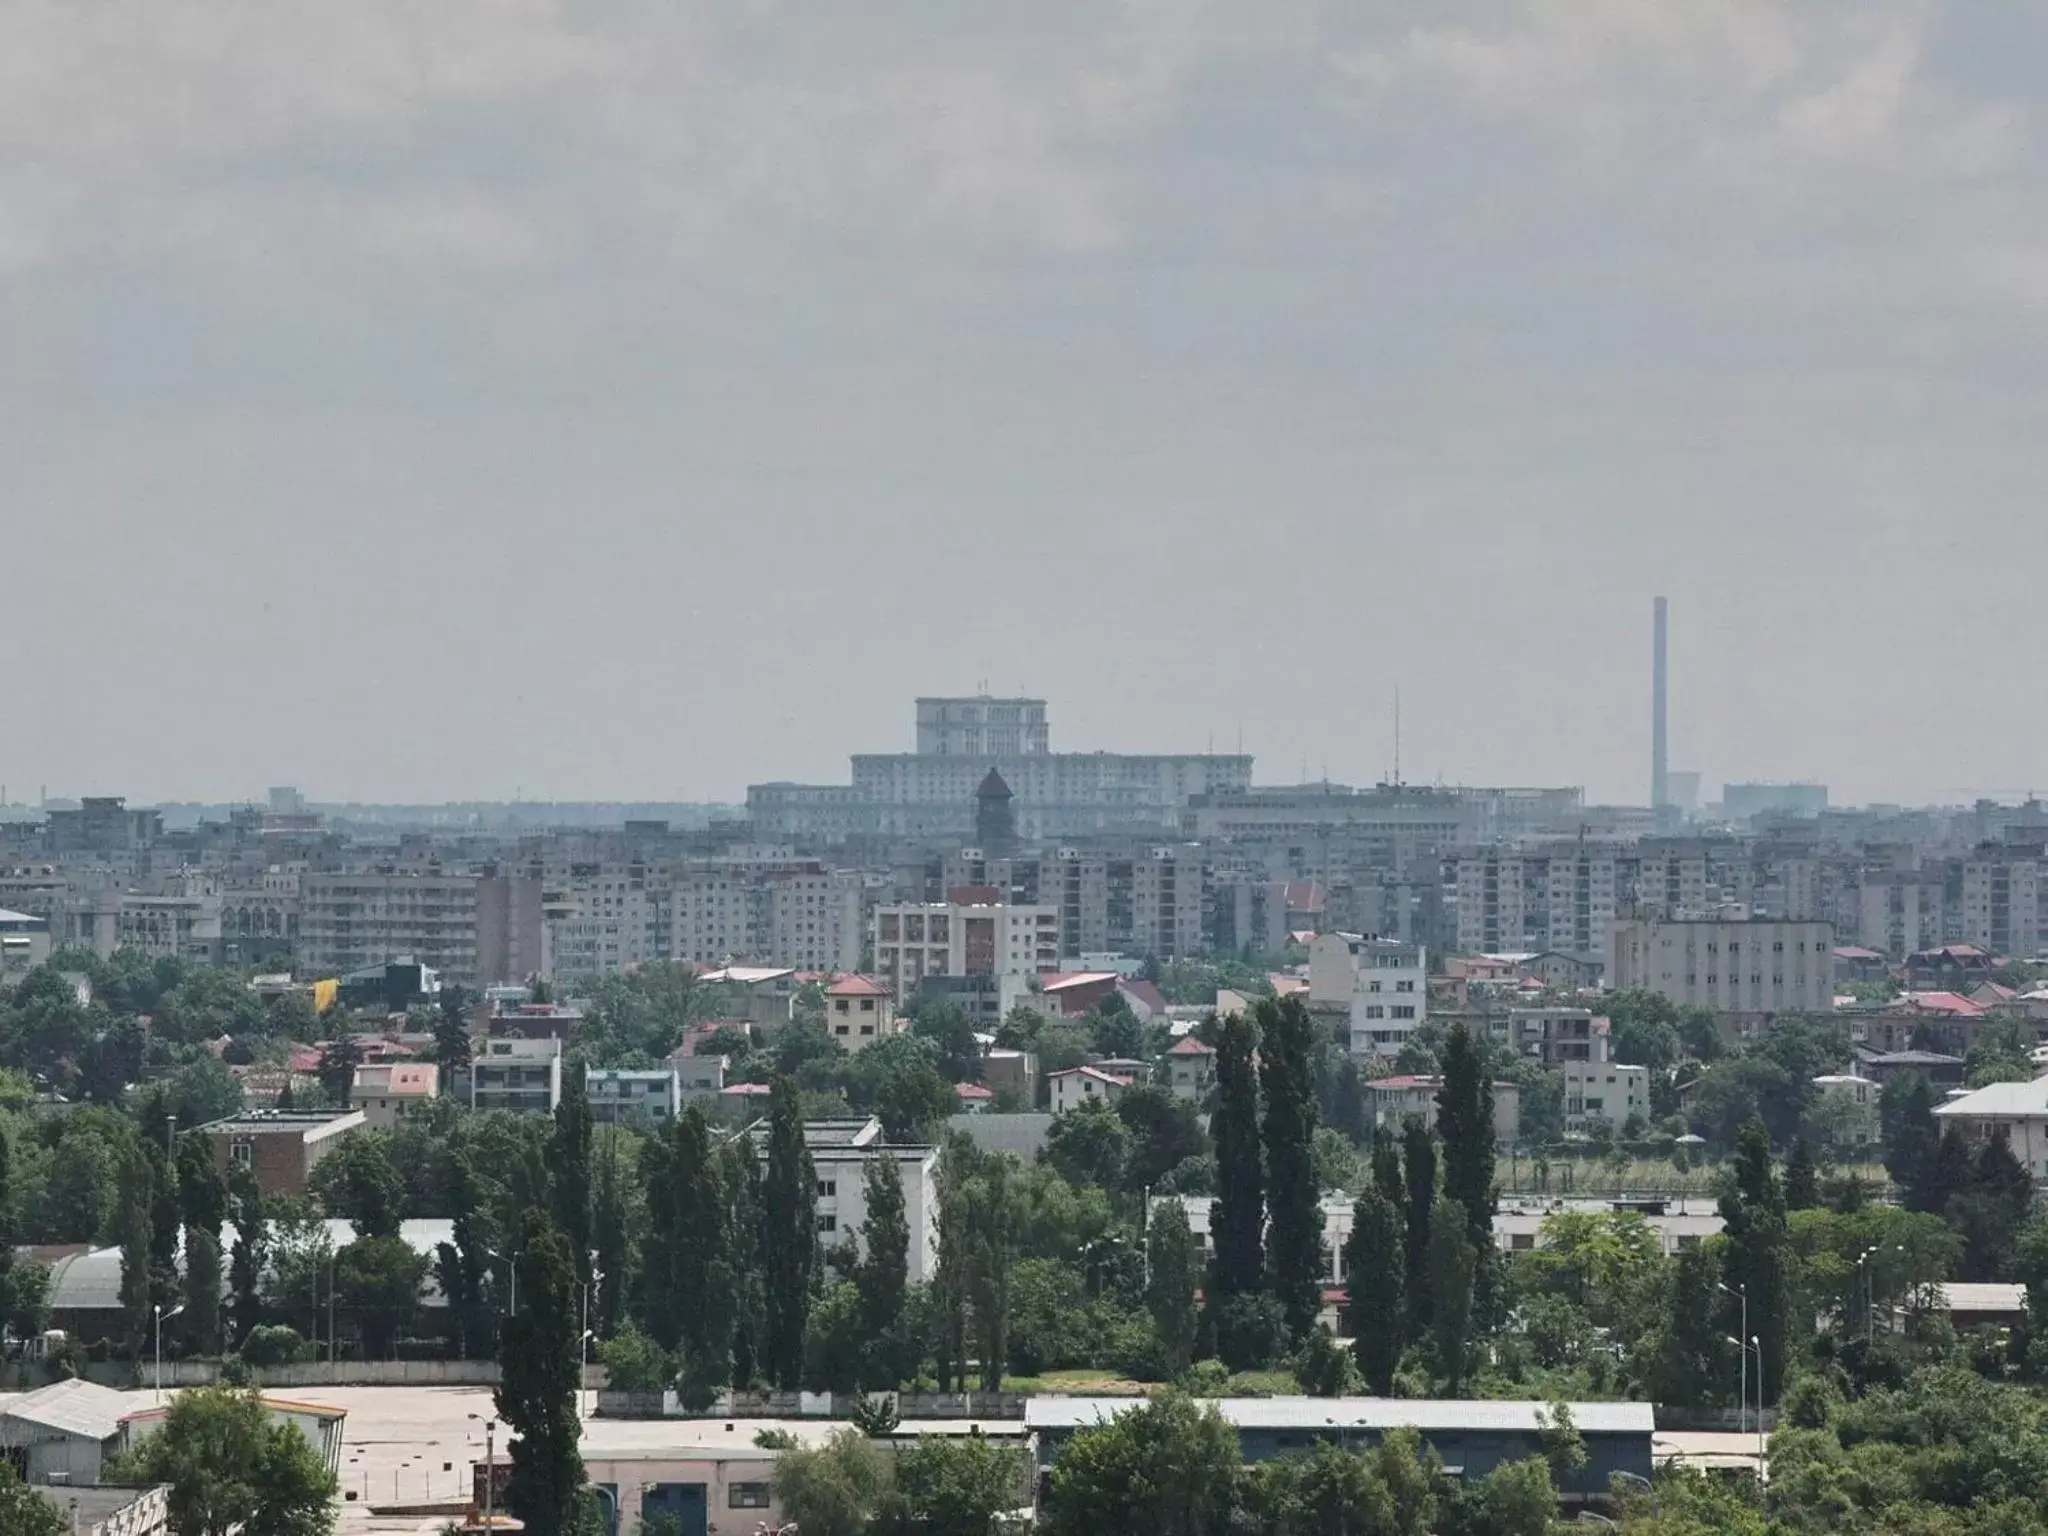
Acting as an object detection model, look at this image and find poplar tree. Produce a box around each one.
[1259,996,1323,1343]
[1400,1118,1436,1327]
[1209,1011,1264,1297]
[854,1154,911,1388]
[227,1162,267,1346]
[761,1078,816,1390]
[551,1070,594,1294]
[175,1134,226,1356]
[496,1218,586,1536]
[1436,1022,1498,1322]
[1342,1187,1405,1395]
[1719,1117,1789,1402]
[1146,1198,1201,1378]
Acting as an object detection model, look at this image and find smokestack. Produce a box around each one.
[1652,596,1669,811]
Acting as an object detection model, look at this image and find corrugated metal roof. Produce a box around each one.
[1935,1079,2048,1117]
[1,1379,133,1441]
[1938,1282,2025,1314]
[1023,1396,1656,1434]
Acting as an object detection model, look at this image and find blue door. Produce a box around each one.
[641,1482,709,1536]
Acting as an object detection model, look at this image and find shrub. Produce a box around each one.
[241,1325,312,1368]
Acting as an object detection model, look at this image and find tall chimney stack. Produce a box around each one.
[1652,596,1669,811]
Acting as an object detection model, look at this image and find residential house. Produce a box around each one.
[200,1109,366,1198]
[1166,1036,1216,1102]
[1049,1065,1134,1114]
[350,1063,439,1129]
[587,1068,682,1124]
[823,974,899,1050]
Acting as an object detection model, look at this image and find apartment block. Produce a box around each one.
[300,870,541,989]
[1452,846,1618,957]
[461,1036,563,1114]
[671,860,862,972]
[542,861,670,982]
[871,892,1060,993]
[587,1067,682,1124]
[1607,916,1835,1015]
[1307,932,1430,1058]
[1960,851,2043,959]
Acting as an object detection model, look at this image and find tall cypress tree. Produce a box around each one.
[0,1130,13,1308]
[1258,996,1323,1342]
[1427,1200,1476,1394]
[722,1140,766,1390]
[116,1144,153,1358]
[590,1132,631,1342]
[854,1154,910,1389]
[963,1157,1015,1392]
[551,1071,594,1294]
[1342,1186,1405,1395]
[675,1110,735,1407]
[760,1077,816,1390]
[1400,1117,1436,1327]
[1146,1198,1201,1379]
[1370,1126,1404,1211]
[1881,1072,1939,1207]
[1718,1116,1789,1403]
[496,1217,586,1536]
[1209,1010,1264,1298]
[227,1161,267,1347]
[175,1134,226,1356]
[1435,1022,1496,1248]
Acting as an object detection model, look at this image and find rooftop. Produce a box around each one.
[0,1378,133,1441]
[1934,1079,2048,1118]
[198,1109,365,1139]
[1023,1396,1655,1435]
[1936,1282,2025,1314]
[825,974,890,998]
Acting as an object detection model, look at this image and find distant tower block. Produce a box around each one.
[975,767,1017,854]
[1652,596,1669,811]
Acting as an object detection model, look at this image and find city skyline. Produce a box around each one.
[10,4,2048,808]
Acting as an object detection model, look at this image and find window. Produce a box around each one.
[1391,1006,1416,1020]
[230,1141,253,1167]
[817,1214,837,1233]
[731,1484,772,1509]
[817,1179,837,1197]
[1511,1233,1535,1251]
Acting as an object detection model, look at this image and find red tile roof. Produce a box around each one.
[1169,1036,1215,1056]
[826,974,890,998]
[955,1081,995,1100]
[1903,990,1986,1018]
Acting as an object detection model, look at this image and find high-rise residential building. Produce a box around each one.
[1607,915,1835,1015]
[542,861,670,982]
[670,858,862,971]
[1960,850,2042,959]
[300,869,543,988]
[941,846,1205,961]
[1452,846,1618,956]
[871,891,1060,993]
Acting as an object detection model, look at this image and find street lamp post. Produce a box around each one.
[1725,1335,1766,1484]
[1717,1282,1748,1434]
[487,1248,518,1317]
[469,1415,497,1528]
[153,1303,185,1405]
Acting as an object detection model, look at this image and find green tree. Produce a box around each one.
[1605,991,1683,1075]
[1784,1138,1820,1212]
[1146,1197,1201,1377]
[869,1040,957,1144]
[1644,1246,1735,1408]
[1401,1117,1436,1327]
[1953,1131,2036,1281]
[227,1161,267,1346]
[881,1434,1024,1536]
[1435,1021,1497,1319]
[771,1427,892,1536]
[1047,1391,1242,1536]
[1881,1072,1940,1205]
[761,1077,817,1389]
[1719,1116,1789,1402]
[1243,1441,1394,1536]
[854,1153,911,1387]
[551,1070,594,1296]
[961,1156,1017,1391]
[308,1132,406,1240]
[1426,1200,1476,1393]
[1370,1126,1403,1208]
[723,1140,767,1389]
[1342,1185,1405,1394]
[316,1023,361,1108]
[434,987,473,1084]
[495,1219,586,1536]
[0,1129,13,1323]
[1118,1086,1209,1195]
[176,1133,228,1355]
[0,1461,66,1536]
[1209,1010,1263,1298]
[111,1384,338,1536]
[641,1107,733,1406]
[1044,1099,1131,1192]
[116,1144,154,1356]
[908,1001,981,1083]
[1259,995,1323,1342]
[334,1235,427,1359]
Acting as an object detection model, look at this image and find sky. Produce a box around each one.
[7,1,2048,809]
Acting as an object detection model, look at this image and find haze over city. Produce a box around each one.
[10,2,2048,808]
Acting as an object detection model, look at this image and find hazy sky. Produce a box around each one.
[8,2,2047,809]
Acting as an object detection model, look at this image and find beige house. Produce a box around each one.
[824,974,899,1050]
[351,1062,439,1128]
